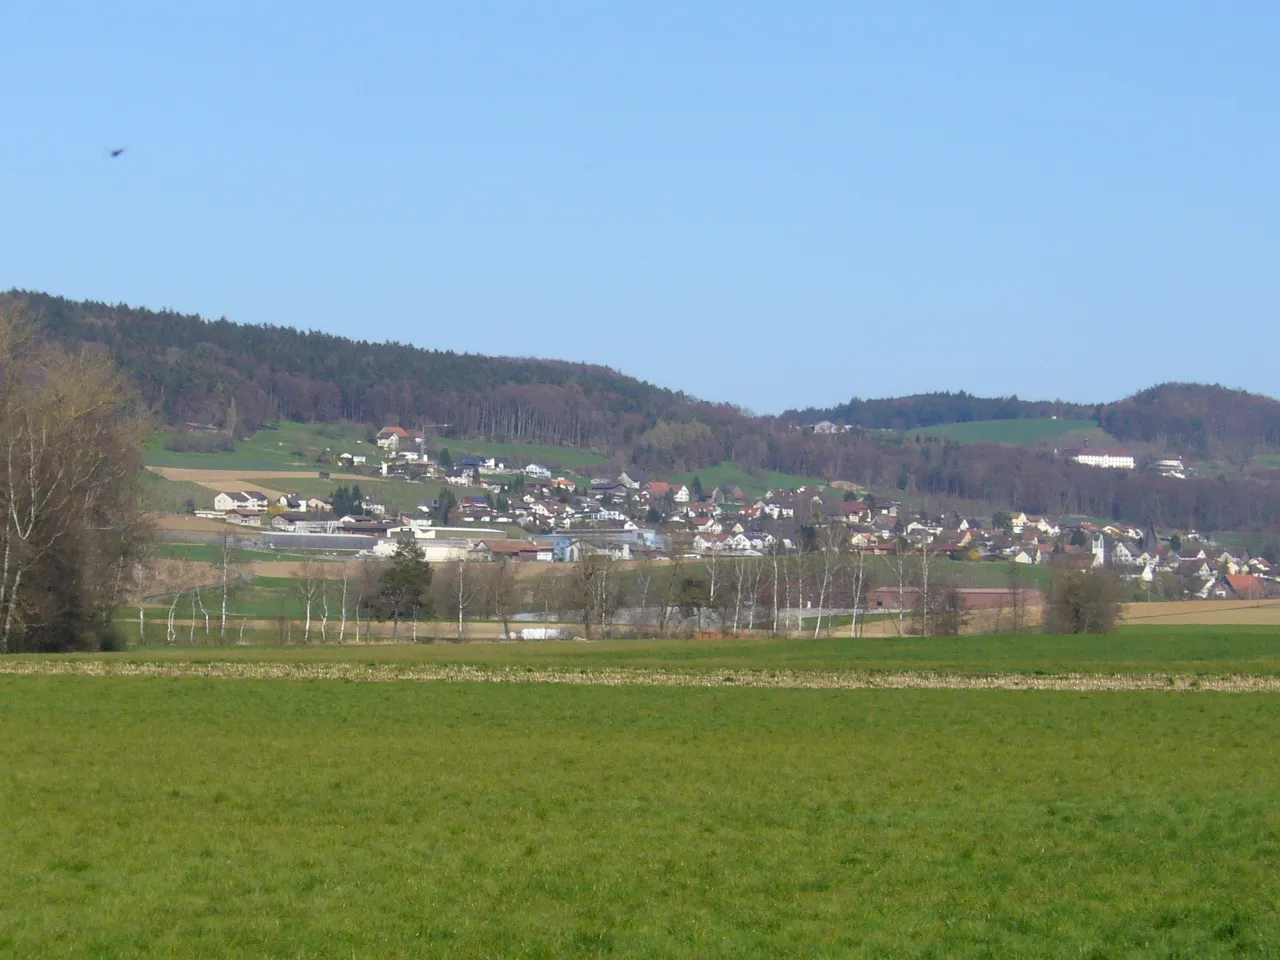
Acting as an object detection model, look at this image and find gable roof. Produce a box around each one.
[1225,574,1265,597]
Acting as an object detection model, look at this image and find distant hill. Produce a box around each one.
[9,289,1280,533]
[789,385,1280,459]
[3,290,741,450]
[1101,383,1280,458]
[786,391,1099,430]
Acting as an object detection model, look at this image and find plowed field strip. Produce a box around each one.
[3,660,1278,691]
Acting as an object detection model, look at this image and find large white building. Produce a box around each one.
[1065,448,1135,470]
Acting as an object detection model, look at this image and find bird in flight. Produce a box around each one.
[109,147,126,158]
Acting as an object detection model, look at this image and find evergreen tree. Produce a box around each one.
[373,540,434,637]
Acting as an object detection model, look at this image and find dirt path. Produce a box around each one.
[3,660,1279,691]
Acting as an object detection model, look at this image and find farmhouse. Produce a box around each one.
[213,491,269,513]
[482,539,552,562]
[375,426,424,452]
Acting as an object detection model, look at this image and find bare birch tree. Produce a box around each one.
[813,521,846,638]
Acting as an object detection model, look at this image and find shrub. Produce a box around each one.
[1045,568,1123,634]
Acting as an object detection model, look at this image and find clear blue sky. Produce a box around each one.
[1,2,1276,414]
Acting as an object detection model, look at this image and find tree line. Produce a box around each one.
[148,529,1124,646]
[786,390,1098,430]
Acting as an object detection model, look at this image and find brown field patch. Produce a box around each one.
[146,466,366,499]
[245,561,352,579]
[1122,599,1280,625]
[150,514,238,534]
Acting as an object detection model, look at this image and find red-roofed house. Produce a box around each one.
[376,426,424,452]
[1224,574,1266,600]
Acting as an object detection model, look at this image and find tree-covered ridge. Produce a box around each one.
[787,391,1098,430]
[1102,383,1280,457]
[4,290,740,448]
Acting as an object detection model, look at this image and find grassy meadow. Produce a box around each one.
[70,626,1280,677]
[911,418,1111,447]
[143,421,371,471]
[670,461,828,498]
[2,674,1278,957]
[138,470,216,512]
[436,439,608,472]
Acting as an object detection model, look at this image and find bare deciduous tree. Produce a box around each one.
[812,521,846,638]
[295,559,323,643]
[0,306,149,652]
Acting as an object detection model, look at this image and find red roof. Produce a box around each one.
[1225,574,1265,598]
[484,540,542,555]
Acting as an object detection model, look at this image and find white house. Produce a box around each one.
[213,491,269,513]
[524,463,552,479]
[375,426,424,452]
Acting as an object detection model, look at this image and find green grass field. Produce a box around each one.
[137,471,214,512]
[74,626,1280,677]
[911,418,1111,446]
[670,461,826,498]
[1,674,1278,957]
[436,439,608,472]
[143,421,371,471]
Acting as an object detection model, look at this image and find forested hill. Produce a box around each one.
[1102,384,1280,458]
[789,385,1280,458]
[4,290,744,448]
[786,392,1099,430]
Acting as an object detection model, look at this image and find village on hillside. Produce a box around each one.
[185,425,1275,602]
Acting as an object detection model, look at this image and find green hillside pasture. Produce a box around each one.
[912,418,1108,446]
[85,626,1280,677]
[437,439,607,472]
[2,678,1278,957]
[671,462,826,498]
[137,471,214,512]
[143,421,371,471]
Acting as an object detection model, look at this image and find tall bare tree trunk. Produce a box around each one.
[849,548,866,639]
[456,560,466,642]
[220,535,231,638]
[339,565,349,642]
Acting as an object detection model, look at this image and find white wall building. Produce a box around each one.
[1067,448,1135,470]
